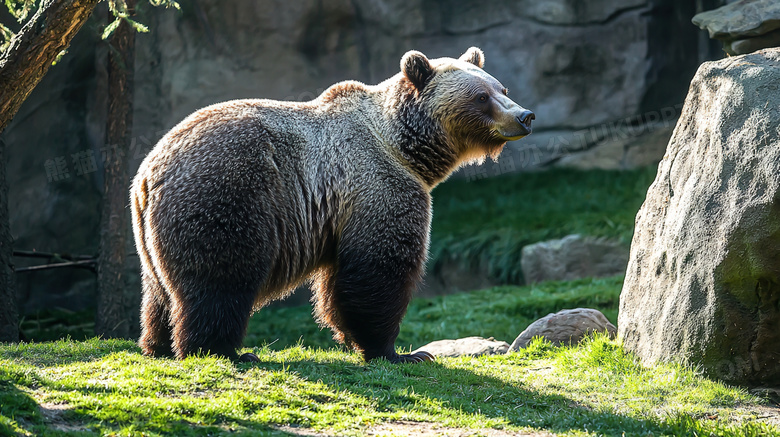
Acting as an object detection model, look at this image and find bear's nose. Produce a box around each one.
[517,110,535,127]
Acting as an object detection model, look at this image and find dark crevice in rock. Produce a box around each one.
[753,278,780,384]
[521,3,650,28]
[440,3,651,37]
[440,19,512,37]
[641,0,710,115]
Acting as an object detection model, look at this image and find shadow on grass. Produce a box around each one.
[237,356,672,436]
[0,377,308,436]
[0,337,140,367]
[0,379,44,435]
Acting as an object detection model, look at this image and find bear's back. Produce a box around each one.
[132,95,409,300]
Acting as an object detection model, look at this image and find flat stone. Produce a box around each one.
[516,0,648,26]
[692,0,780,40]
[556,123,674,170]
[413,336,510,358]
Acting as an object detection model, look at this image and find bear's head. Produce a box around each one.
[400,47,534,165]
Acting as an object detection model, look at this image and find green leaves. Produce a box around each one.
[101,0,180,40]
[4,0,36,23]
[148,0,180,9]
[0,22,13,52]
[101,15,150,40]
[101,17,121,40]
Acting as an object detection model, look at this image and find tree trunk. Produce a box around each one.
[95,0,136,339]
[0,138,17,343]
[0,0,100,342]
[0,0,100,134]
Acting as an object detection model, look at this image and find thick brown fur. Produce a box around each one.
[131,47,533,363]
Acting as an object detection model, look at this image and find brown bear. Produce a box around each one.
[131,47,534,363]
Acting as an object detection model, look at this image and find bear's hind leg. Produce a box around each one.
[169,277,257,361]
[139,270,175,357]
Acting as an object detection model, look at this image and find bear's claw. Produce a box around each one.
[238,352,260,363]
[395,350,435,363]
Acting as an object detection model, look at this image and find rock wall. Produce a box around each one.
[619,49,780,386]
[1,1,719,320]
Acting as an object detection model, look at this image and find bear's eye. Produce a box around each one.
[477,93,489,103]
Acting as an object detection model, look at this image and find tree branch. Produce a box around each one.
[13,250,95,261]
[15,259,97,273]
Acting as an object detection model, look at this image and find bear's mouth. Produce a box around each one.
[495,129,530,141]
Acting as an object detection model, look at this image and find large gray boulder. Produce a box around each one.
[521,235,629,284]
[619,49,780,386]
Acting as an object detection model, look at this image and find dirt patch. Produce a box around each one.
[276,421,553,437]
[743,387,780,427]
[274,425,332,436]
[366,421,553,437]
[39,402,87,432]
[740,404,780,428]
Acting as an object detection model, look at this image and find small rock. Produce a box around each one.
[509,308,617,351]
[520,234,629,284]
[749,387,780,401]
[413,336,510,358]
[728,28,780,55]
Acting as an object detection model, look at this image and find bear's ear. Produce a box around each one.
[459,47,484,68]
[401,50,434,90]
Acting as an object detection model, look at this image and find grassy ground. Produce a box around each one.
[1,337,775,436]
[2,277,778,436]
[246,276,623,352]
[429,167,657,284]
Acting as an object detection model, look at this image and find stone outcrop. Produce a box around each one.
[693,0,780,55]
[520,235,629,284]
[413,336,510,358]
[619,49,780,386]
[509,308,617,350]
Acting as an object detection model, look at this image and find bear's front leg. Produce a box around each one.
[319,255,435,363]
[314,191,434,364]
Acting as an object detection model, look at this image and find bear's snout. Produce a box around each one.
[498,107,534,139]
[515,109,535,135]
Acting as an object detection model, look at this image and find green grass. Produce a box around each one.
[247,276,623,352]
[429,167,657,283]
[2,277,777,436]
